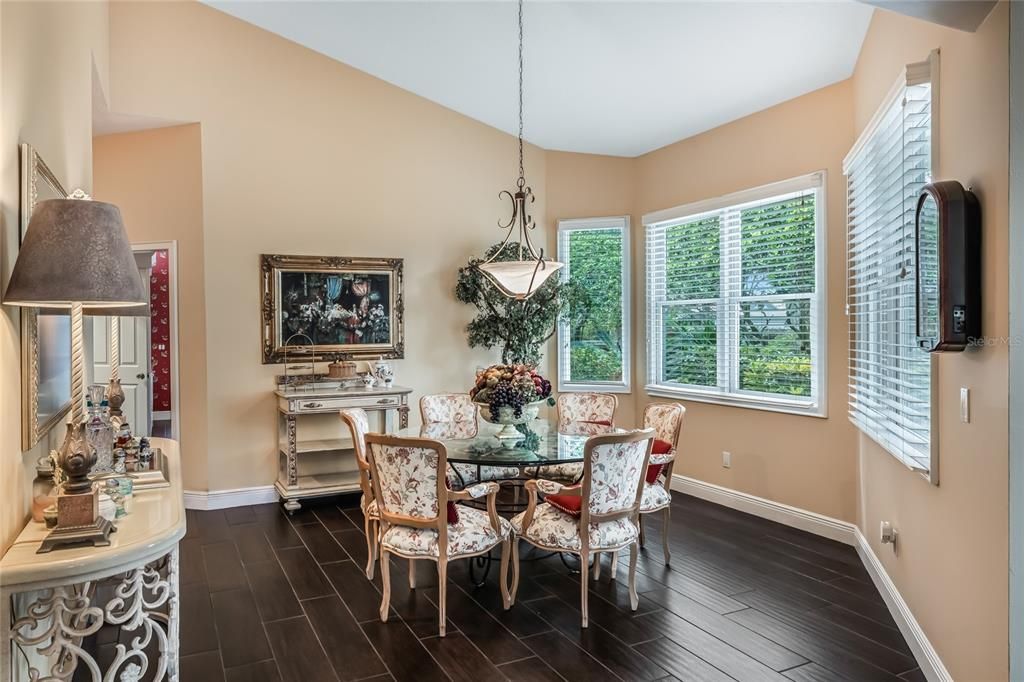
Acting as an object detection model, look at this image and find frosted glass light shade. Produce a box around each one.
[479,259,564,300]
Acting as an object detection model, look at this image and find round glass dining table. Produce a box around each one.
[393,418,620,482]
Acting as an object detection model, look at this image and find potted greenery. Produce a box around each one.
[455,242,591,366]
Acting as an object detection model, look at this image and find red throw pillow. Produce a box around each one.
[445,477,459,524]
[546,485,582,517]
[646,439,674,484]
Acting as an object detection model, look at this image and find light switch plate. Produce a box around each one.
[960,387,970,423]
[722,451,731,468]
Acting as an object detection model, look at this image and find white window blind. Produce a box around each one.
[557,216,630,392]
[844,53,937,479]
[644,173,826,415]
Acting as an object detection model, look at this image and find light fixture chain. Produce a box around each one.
[517,0,525,188]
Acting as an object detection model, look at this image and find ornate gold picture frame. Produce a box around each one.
[260,254,405,363]
[19,143,73,450]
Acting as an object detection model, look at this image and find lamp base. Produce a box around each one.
[37,516,116,554]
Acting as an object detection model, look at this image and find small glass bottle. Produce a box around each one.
[86,392,115,474]
[31,457,57,523]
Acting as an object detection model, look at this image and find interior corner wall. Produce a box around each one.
[93,124,208,493]
[544,150,638,426]
[105,1,548,492]
[634,80,859,524]
[0,1,109,553]
[851,5,1010,680]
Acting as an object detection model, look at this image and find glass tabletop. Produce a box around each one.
[394,419,620,466]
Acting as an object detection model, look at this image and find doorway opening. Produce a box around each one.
[90,241,180,441]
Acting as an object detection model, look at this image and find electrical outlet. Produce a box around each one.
[880,521,898,552]
[960,387,970,423]
[722,451,731,468]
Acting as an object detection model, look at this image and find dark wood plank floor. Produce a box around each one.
[178,494,922,682]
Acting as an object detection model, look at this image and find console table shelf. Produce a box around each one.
[275,384,411,513]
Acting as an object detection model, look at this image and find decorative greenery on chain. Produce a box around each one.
[456,242,592,366]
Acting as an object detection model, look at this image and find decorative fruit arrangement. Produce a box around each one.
[470,364,553,419]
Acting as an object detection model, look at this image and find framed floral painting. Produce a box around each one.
[260,254,404,363]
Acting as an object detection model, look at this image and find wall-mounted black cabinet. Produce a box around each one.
[915,180,981,352]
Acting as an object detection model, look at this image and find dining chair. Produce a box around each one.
[639,402,686,563]
[509,428,655,628]
[365,433,512,637]
[595,402,685,580]
[420,393,518,486]
[538,392,619,481]
[339,407,398,580]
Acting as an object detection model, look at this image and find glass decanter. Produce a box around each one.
[85,385,115,474]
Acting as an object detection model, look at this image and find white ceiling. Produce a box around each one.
[203,1,874,157]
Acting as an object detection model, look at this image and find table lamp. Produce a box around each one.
[3,198,146,551]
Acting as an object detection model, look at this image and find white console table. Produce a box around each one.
[275,384,412,513]
[0,438,185,682]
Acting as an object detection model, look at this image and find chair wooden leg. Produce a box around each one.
[510,538,521,605]
[610,551,618,580]
[437,559,448,637]
[364,516,377,580]
[500,539,512,610]
[662,506,671,566]
[379,550,392,622]
[579,550,590,628]
[628,542,640,611]
[639,514,646,547]
[408,560,416,589]
[593,552,602,581]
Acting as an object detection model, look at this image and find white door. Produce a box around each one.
[91,253,153,435]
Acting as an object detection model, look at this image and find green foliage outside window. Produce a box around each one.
[660,193,816,398]
[562,229,624,383]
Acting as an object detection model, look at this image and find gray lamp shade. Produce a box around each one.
[3,199,146,309]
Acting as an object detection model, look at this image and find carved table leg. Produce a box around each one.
[399,405,410,430]
[283,413,302,513]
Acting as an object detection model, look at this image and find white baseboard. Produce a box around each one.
[669,474,857,545]
[854,529,953,682]
[670,473,951,682]
[183,485,278,510]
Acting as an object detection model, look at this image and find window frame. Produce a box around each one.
[844,51,940,484]
[643,172,828,417]
[556,215,632,394]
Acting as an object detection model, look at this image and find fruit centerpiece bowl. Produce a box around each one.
[471,364,553,440]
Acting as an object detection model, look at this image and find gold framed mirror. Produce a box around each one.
[19,143,73,450]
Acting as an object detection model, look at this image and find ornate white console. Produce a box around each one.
[0,438,186,681]
[275,384,411,513]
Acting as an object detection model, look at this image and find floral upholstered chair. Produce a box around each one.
[537,392,619,481]
[420,393,518,486]
[509,429,654,628]
[339,408,379,578]
[596,402,685,580]
[556,392,618,426]
[365,434,512,637]
[639,402,686,564]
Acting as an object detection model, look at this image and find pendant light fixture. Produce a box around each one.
[477,0,563,300]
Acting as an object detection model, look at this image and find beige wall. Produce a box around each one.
[1,1,109,553]
[852,6,1010,680]
[93,124,208,491]
[104,1,548,491]
[634,81,860,523]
